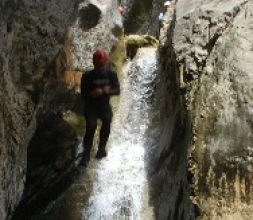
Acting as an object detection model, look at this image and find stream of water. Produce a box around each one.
[33,47,159,220]
[82,48,158,220]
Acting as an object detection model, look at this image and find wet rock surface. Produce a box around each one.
[0,0,80,218]
[1,0,253,219]
[146,2,196,218]
[31,47,159,220]
[125,35,158,59]
[0,0,122,219]
[71,0,123,70]
[122,0,165,36]
[79,3,101,31]
[12,112,79,220]
[158,0,253,219]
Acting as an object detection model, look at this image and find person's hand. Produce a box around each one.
[103,85,111,94]
[90,88,103,97]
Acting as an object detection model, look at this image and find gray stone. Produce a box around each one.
[158,0,253,219]
[0,0,122,218]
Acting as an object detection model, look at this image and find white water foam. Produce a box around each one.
[82,48,158,220]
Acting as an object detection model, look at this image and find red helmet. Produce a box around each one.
[93,49,109,67]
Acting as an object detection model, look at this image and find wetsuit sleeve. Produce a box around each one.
[109,71,120,96]
[81,72,91,101]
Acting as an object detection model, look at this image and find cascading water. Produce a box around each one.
[82,47,158,220]
[31,47,160,220]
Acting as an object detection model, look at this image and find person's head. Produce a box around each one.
[93,49,109,71]
[118,5,125,15]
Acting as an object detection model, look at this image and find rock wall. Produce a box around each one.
[146,2,196,219]
[158,0,253,219]
[1,0,252,219]
[146,48,196,219]
[122,0,165,36]
[0,0,122,219]
[71,0,122,70]
[0,0,80,218]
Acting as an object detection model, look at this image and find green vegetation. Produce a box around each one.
[125,35,158,47]
[125,35,158,59]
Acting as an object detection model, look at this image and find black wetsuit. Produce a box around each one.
[81,69,120,159]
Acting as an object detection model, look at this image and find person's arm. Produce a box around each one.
[81,72,93,100]
[81,72,104,98]
[108,71,120,96]
[81,73,86,100]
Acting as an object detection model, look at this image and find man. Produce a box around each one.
[80,49,120,166]
[156,12,164,39]
[117,4,125,16]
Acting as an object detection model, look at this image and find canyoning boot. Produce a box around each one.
[96,147,107,159]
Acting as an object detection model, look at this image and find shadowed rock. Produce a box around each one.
[79,3,101,31]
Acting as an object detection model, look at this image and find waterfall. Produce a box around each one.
[82,47,158,220]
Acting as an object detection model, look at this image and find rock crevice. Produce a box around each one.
[158,0,253,218]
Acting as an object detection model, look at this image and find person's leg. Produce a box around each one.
[96,107,112,159]
[82,109,97,165]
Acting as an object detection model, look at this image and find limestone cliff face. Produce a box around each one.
[1,0,252,219]
[158,0,253,219]
[122,0,165,35]
[146,2,195,219]
[70,0,122,70]
[0,0,122,219]
[0,1,80,218]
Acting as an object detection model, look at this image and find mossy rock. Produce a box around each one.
[125,35,158,59]
[109,35,158,78]
[125,35,158,47]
